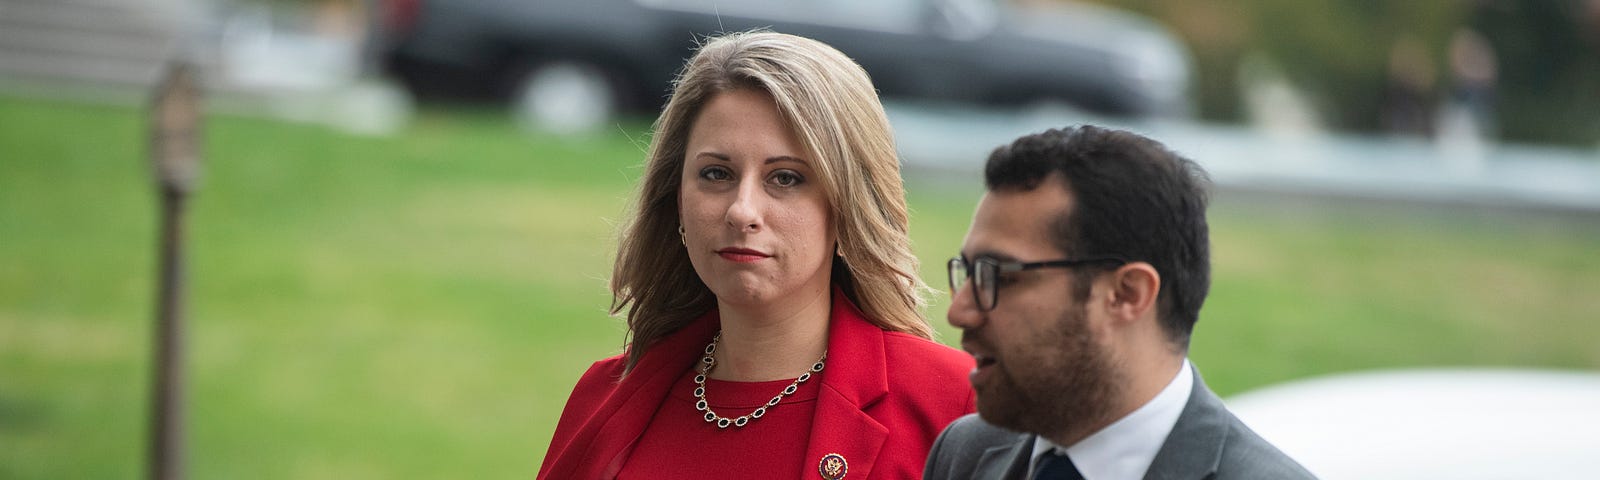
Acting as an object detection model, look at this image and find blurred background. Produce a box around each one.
[2,0,1598,478]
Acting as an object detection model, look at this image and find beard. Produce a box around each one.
[968,303,1120,440]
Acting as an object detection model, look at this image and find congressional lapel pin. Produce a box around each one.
[819,453,847,479]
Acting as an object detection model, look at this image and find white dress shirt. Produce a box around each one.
[1029,358,1193,480]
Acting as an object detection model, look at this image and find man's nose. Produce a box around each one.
[947,281,984,330]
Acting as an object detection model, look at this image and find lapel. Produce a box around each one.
[977,434,1035,480]
[800,289,891,479]
[1143,366,1228,480]
[571,312,720,479]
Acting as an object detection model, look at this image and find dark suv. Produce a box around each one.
[376,0,1191,130]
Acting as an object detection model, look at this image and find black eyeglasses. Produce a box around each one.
[947,255,1127,311]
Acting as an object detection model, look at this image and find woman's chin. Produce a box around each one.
[708,280,817,309]
[711,284,781,306]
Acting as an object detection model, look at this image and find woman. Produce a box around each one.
[537,31,975,479]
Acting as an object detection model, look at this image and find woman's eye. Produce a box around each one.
[770,170,804,187]
[699,166,732,181]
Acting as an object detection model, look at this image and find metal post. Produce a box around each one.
[148,61,202,480]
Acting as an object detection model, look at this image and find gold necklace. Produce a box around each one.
[692,331,827,429]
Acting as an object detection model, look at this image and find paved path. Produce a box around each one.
[887,101,1600,213]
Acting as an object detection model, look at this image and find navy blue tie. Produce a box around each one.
[1032,450,1085,480]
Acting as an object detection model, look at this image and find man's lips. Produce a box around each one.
[716,247,771,263]
[962,338,999,375]
[962,340,998,368]
[971,354,998,368]
[965,347,998,386]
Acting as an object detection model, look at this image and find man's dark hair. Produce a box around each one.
[984,126,1211,347]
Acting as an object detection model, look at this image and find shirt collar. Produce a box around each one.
[1030,358,1193,480]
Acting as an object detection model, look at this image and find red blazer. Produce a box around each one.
[538,290,976,479]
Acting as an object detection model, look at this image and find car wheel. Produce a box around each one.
[511,60,619,134]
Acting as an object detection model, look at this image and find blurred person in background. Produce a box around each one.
[1382,36,1438,138]
[1443,28,1500,140]
[537,31,974,479]
[1584,0,1600,152]
[1588,0,1600,49]
[925,127,1313,480]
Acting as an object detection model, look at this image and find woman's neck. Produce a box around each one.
[709,286,832,381]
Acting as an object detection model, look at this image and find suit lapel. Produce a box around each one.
[583,314,719,478]
[1143,366,1228,480]
[801,289,890,479]
[976,434,1035,479]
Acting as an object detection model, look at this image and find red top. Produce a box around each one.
[538,288,976,479]
[618,371,822,479]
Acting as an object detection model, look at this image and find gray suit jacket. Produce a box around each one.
[923,366,1315,479]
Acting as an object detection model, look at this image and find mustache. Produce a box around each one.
[960,330,990,351]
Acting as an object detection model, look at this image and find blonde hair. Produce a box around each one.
[611,31,931,372]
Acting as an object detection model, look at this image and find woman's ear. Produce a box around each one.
[1104,262,1160,323]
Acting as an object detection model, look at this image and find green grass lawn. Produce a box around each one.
[4,96,1598,479]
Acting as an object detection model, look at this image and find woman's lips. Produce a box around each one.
[717,247,770,263]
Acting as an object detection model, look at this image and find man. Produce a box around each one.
[924,126,1314,480]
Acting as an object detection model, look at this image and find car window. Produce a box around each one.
[931,0,998,40]
[638,0,924,34]
[636,0,799,24]
[807,0,921,33]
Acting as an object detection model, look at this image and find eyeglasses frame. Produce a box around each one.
[948,255,1128,312]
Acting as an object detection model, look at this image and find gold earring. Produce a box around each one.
[679,225,687,246]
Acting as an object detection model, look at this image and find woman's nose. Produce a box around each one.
[724,179,762,232]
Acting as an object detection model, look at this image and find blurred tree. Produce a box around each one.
[1079,0,1598,147]
[1472,0,1600,146]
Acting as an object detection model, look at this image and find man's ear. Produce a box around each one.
[1104,262,1160,324]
